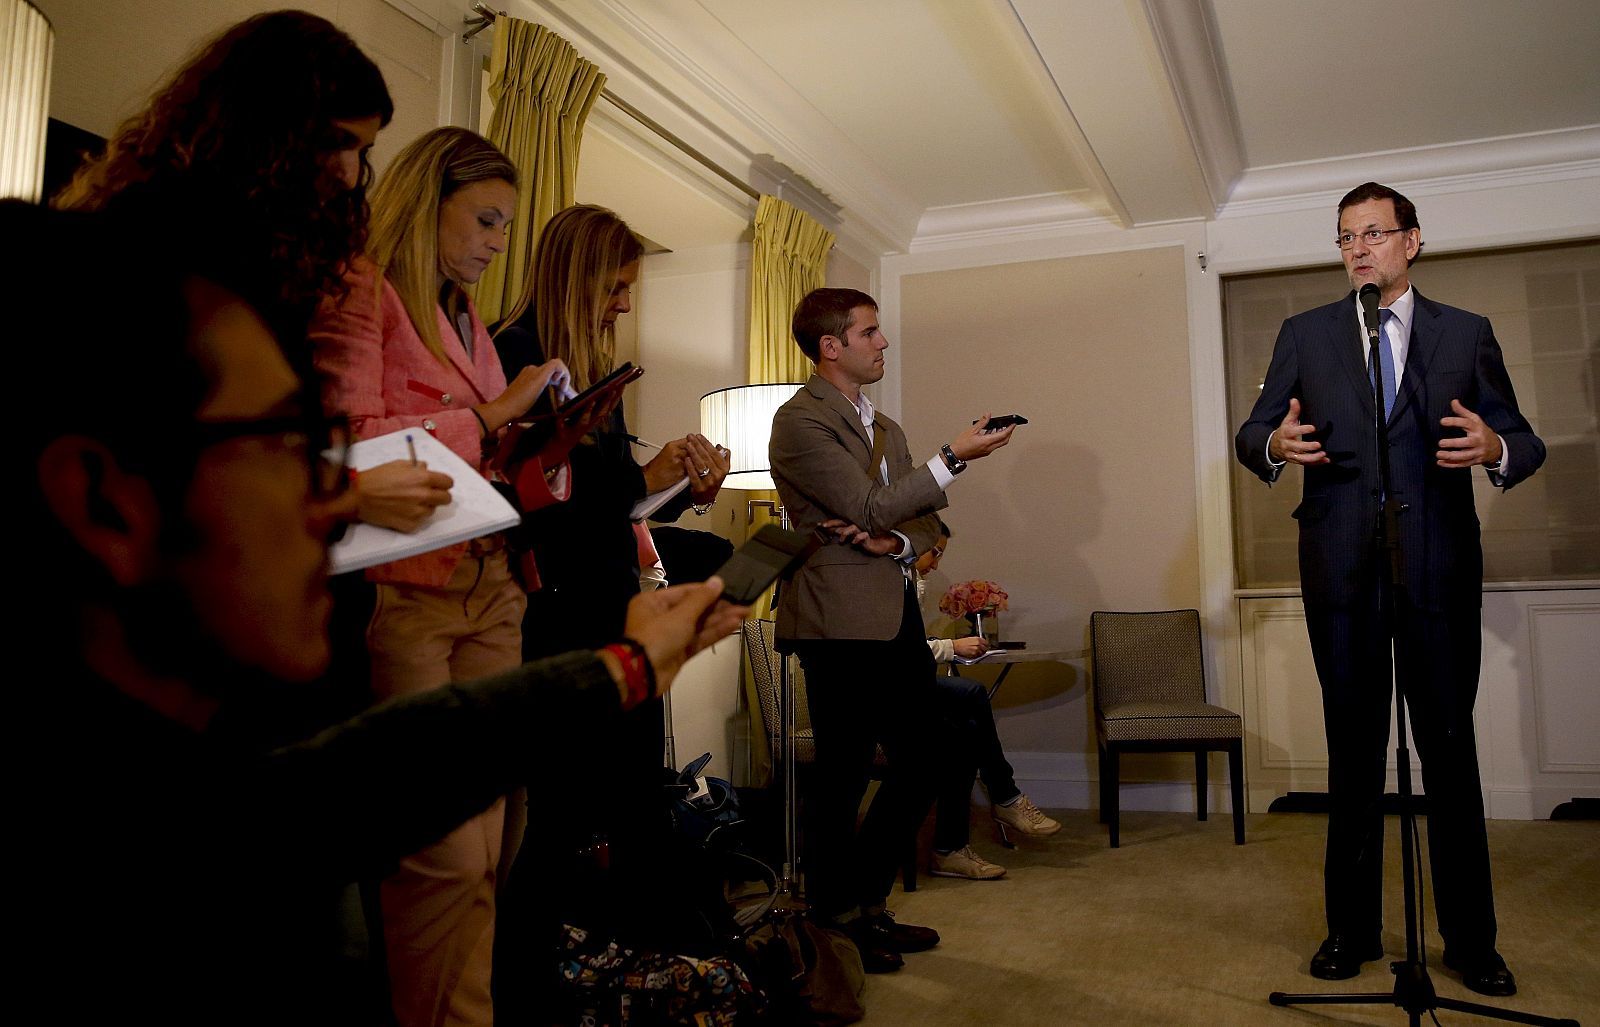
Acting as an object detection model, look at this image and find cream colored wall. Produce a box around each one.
[898,247,1200,796]
[37,0,469,180]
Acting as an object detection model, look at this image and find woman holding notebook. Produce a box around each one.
[310,127,604,1027]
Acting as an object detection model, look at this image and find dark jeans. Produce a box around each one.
[1307,577,1496,954]
[792,587,941,919]
[931,672,1021,852]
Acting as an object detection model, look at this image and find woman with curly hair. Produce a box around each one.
[56,10,390,348]
[56,11,456,549]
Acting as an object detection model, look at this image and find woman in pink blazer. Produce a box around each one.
[310,127,575,1027]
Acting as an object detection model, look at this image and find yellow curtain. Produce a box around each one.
[740,198,832,776]
[473,18,606,326]
[747,194,833,384]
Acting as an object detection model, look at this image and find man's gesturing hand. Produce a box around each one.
[1437,398,1502,469]
[1268,398,1329,466]
[949,413,1016,461]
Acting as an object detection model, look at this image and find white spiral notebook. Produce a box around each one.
[327,429,519,575]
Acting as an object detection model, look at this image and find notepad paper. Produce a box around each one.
[629,473,691,521]
[328,429,520,575]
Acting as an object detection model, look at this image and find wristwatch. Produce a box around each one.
[940,443,967,475]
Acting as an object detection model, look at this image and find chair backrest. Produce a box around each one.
[740,619,812,742]
[1089,609,1207,710]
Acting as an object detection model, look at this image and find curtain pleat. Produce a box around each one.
[474,18,605,326]
[747,194,833,385]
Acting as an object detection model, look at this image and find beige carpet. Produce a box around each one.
[855,809,1598,1025]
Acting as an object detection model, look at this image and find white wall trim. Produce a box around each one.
[912,192,1118,252]
[1222,124,1600,216]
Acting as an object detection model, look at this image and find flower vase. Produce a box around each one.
[968,608,1001,646]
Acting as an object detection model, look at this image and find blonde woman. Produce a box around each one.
[490,204,730,1020]
[310,127,580,1027]
[495,204,729,653]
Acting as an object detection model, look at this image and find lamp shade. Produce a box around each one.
[699,382,803,491]
[1,0,53,202]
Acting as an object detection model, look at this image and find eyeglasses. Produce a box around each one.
[189,413,352,500]
[1336,227,1408,249]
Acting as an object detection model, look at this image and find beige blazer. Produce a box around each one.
[769,375,947,642]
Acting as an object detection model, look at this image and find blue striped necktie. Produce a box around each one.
[1370,308,1397,420]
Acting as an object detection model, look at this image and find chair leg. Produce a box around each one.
[1096,742,1109,824]
[1105,746,1120,848]
[1229,739,1245,845]
[1195,750,1208,822]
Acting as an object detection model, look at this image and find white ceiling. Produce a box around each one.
[517,0,1600,256]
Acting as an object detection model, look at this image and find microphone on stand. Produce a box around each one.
[1359,282,1382,343]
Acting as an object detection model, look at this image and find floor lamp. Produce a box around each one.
[701,382,804,895]
[1,0,54,203]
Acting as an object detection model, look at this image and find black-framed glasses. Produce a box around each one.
[189,413,352,499]
[1336,227,1408,249]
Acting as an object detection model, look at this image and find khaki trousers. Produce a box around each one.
[369,548,525,1027]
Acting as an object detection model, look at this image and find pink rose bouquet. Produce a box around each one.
[939,580,1009,618]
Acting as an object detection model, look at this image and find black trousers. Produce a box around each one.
[792,586,942,919]
[1306,576,1497,955]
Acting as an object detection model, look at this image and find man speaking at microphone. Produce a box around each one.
[1235,183,1543,996]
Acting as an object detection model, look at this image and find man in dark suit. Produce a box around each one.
[769,288,1015,972]
[1235,182,1544,997]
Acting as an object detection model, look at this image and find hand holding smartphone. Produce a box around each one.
[714,524,822,604]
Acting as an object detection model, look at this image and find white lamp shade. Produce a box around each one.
[699,382,804,491]
[1,0,53,202]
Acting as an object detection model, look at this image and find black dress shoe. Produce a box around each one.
[850,936,904,974]
[856,910,939,953]
[1309,935,1384,980]
[1442,949,1517,997]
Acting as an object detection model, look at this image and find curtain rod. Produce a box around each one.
[462,2,501,42]
[600,90,762,203]
[463,8,760,203]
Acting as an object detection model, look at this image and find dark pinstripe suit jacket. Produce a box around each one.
[1235,289,1543,612]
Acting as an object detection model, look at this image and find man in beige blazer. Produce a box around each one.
[769,288,1015,972]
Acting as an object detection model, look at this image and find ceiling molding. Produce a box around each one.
[1006,0,1212,225]
[1222,124,1600,217]
[508,0,921,256]
[912,192,1116,251]
[1140,0,1244,214]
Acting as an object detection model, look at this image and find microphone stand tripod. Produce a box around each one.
[1268,300,1577,1027]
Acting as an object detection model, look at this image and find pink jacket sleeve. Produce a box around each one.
[310,261,491,469]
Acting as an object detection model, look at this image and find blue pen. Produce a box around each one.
[406,433,418,466]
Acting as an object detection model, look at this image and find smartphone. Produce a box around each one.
[715,524,822,605]
[973,413,1029,430]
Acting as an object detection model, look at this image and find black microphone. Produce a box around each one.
[1359,282,1381,342]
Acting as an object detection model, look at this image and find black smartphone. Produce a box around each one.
[715,524,821,605]
[973,413,1029,430]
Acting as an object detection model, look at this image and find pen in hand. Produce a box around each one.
[406,433,418,466]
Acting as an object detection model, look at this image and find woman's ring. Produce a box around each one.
[697,467,710,476]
